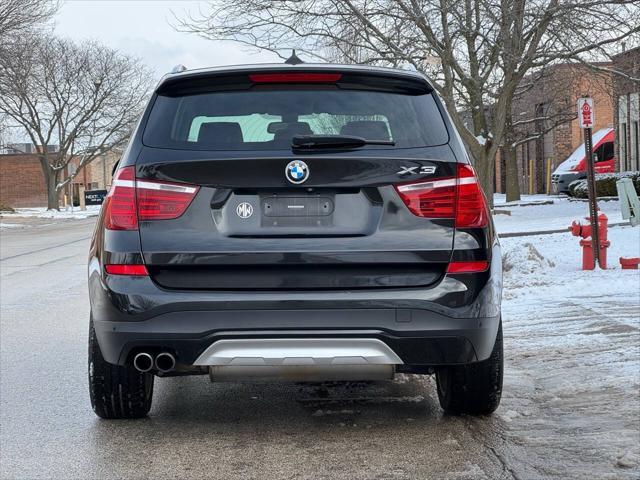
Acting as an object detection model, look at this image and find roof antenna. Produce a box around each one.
[284,50,304,65]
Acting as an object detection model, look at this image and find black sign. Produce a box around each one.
[84,189,107,205]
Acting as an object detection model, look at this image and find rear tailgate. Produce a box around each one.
[136,68,457,290]
[136,147,457,290]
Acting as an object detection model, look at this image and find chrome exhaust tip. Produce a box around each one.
[133,352,154,373]
[155,352,176,373]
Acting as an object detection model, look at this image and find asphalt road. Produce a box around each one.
[0,218,637,480]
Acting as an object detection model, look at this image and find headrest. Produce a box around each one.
[340,121,390,141]
[197,122,243,147]
[273,122,313,142]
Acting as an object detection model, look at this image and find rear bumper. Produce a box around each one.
[89,240,502,369]
[93,309,501,367]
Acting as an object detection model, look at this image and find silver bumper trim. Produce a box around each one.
[192,338,404,366]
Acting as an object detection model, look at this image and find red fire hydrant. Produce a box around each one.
[569,212,610,270]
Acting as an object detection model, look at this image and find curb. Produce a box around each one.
[499,221,630,238]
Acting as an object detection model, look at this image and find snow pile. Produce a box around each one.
[501,241,557,293]
[1,205,101,219]
[503,242,555,274]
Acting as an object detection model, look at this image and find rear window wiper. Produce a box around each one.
[292,134,395,149]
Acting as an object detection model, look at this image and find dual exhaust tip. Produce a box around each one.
[133,352,175,373]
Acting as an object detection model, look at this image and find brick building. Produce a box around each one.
[82,153,120,191]
[613,46,640,172]
[0,154,47,208]
[0,150,119,209]
[504,63,614,194]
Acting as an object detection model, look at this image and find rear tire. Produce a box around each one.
[436,321,503,415]
[88,317,154,419]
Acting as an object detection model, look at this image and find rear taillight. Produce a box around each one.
[455,164,488,228]
[394,163,488,228]
[104,166,137,230]
[104,166,199,230]
[136,180,199,221]
[395,177,456,218]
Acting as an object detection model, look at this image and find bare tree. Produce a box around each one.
[176,0,639,204]
[0,34,152,209]
[0,0,57,39]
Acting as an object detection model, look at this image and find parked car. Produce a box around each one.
[551,127,616,193]
[87,62,503,419]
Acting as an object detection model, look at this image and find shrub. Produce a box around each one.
[568,171,640,198]
[0,203,15,213]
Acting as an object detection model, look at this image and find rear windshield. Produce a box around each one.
[142,87,449,151]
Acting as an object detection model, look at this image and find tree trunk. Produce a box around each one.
[474,147,495,209]
[504,145,521,202]
[502,106,521,203]
[42,166,60,210]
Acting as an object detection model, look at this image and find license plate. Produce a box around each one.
[262,196,334,217]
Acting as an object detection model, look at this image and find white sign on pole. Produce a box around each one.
[577,97,594,129]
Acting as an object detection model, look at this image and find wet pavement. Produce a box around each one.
[0,218,638,479]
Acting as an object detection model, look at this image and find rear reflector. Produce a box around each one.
[249,73,342,83]
[105,264,149,276]
[446,261,489,273]
[104,167,199,230]
[394,163,489,227]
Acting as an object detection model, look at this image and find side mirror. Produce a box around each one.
[593,153,599,163]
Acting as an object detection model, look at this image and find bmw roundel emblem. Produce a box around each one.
[285,160,309,184]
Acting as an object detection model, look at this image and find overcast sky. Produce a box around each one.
[54,0,280,78]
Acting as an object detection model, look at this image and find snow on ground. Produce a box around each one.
[0,205,101,220]
[494,193,624,234]
[502,225,640,298]
[499,226,640,478]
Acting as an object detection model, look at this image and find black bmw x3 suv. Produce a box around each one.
[88,63,503,419]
